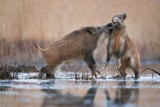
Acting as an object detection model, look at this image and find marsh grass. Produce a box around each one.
[0,38,49,65]
[0,64,38,79]
[0,0,160,63]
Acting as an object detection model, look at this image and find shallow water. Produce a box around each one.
[0,73,160,107]
[0,62,160,107]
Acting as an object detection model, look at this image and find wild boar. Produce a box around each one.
[36,25,111,79]
[104,13,141,79]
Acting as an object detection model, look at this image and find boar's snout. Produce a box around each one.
[103,23,113,35]
[112,13,127,27]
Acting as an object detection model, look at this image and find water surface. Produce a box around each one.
[0,74,160,107]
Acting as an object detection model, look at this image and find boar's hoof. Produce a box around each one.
[135,74,140,80]
[38,72,44,79]
[92,70,100,79]
[46,72,55,79]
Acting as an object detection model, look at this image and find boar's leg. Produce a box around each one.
[104,40,113,69]
[38,65,54,79]
[118,64,127,79]
[131,67,139,79]
[84,53,100,78]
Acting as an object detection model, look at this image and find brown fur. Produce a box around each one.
[105,13,141,79]
[36,26,109,78]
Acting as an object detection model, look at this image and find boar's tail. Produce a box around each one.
[34,44,45,52]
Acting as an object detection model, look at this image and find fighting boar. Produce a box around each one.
[104,13,141,79]
[36,25,111,79]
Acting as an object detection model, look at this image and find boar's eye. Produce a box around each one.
[86,27,96,35]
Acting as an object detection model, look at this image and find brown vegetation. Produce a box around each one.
[0,64,38,79]
[0,0,160,66]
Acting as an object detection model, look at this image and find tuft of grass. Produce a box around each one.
[0,64,38,79]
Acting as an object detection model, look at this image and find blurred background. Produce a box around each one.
[0,0,160,66]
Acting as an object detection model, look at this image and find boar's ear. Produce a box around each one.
[122,13,127,20]
[86,27,96,35]
[106,23,113,33]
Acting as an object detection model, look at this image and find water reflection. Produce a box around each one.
[0,86,24,107]
[1,79,160,107]
[83,86,97,107]
[41,81,97,107]
[104,81,139,107]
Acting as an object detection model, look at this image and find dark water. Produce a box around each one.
[0,77,160,107]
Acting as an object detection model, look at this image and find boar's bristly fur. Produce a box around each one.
[105,13,141,79]
[36,26,109,79]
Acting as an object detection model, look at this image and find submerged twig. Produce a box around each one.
[140,68,160,76]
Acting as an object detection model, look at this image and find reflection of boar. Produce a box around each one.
[104,81,139,106]
[41,84,97,107]
[36,25,110,78]
[104,13,141,79]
